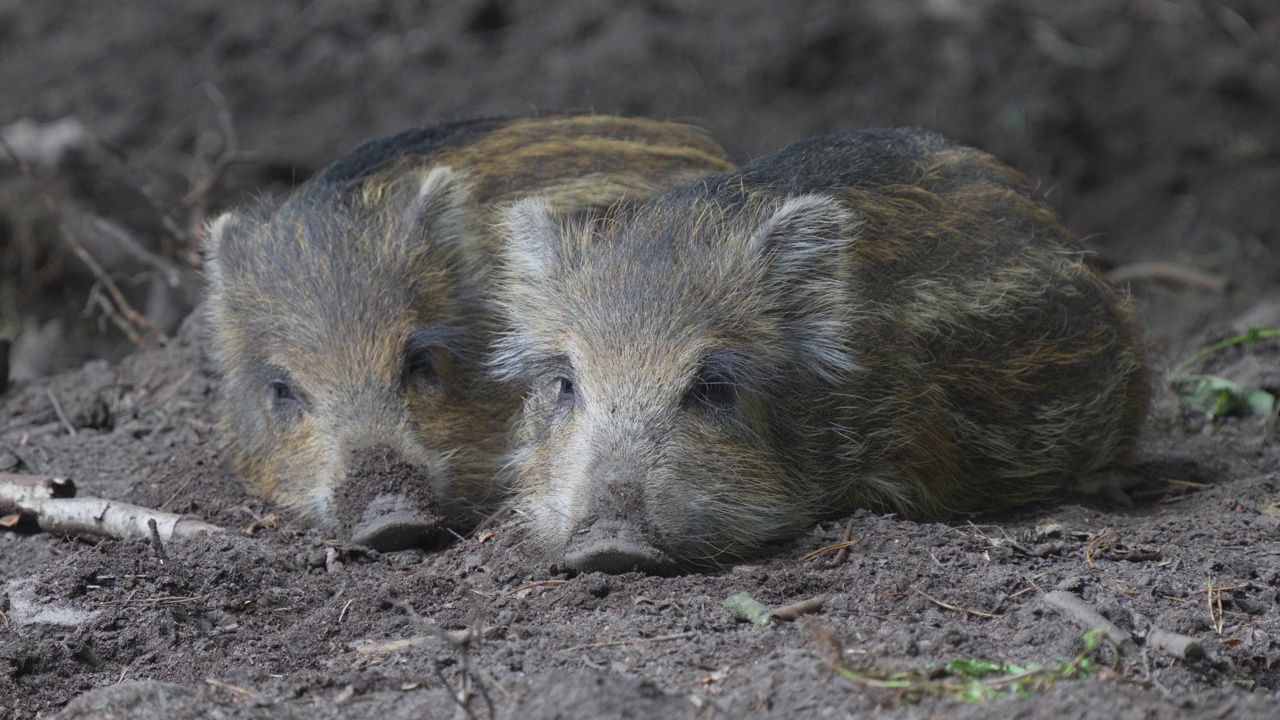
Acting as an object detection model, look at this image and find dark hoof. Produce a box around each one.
[563,521,677,575]
[348,493,446,552]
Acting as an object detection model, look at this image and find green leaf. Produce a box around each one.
[1171,375,1276,419]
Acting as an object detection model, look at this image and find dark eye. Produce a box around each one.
[269,380,293,401]
[266,377,305,416]
[689,370,737,409]
[404,346,439,384]
[556,376,576,406]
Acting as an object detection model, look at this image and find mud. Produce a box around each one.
[2,1,1279,718]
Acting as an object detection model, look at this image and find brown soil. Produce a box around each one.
[2,1,1279,718]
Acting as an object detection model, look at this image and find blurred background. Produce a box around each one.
[0,0,1276,382]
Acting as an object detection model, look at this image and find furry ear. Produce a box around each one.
[405,166,470,249]
[203,211,247,289]
[746,194,856,264]
[498,198,562,279]
[748,195,861,381]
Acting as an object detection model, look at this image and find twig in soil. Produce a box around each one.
[1008,581,1045,599]
[828,519,855,567]
[0,607,10,630]
[915,588,1000,619]
[74,241,170,349]
[1146,628,1205,662]
[563,631,696,652]
[87,290,151,350]
[1043,590,1136,656]
[147,518,168,562]
[1107,261,1228,292]
[388,601,497,718]
[46,389,77,436]
[1085,531,1117,564]
[1207,575,1225,635]
[506,579,568,596]
[338,599,354,624]
[159,476,194,510]
[204,678,257,699]
[772,597,825,622]
[799,538,860,563]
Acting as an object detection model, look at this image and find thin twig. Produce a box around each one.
[829,519,855,567]
[799,538,860,562]
[159,476,193,511]
[68,236,169,346]
[147,518,168,562]
[45,389,76,437]
[90,290,151,351]
[506,579,569,596]
[204,678,257,698]
[914,588,1000,619]
[1085,531,1116,564]
[564,631,695,652]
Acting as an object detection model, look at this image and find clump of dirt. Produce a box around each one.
[3,1,1280,718]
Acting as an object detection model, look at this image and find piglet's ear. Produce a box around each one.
[202,211,248,289]
[745,194,856,266]
[498,198,562,279]
[748,195,862,382]
[405,166,470,250]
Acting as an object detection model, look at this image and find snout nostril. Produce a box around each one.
[562,521,677,576]
[338,445,447,552]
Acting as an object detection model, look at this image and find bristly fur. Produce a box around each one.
[203,114,735,530]
[494,127,1148,569]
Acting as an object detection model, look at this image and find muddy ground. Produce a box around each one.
[2,1,1279,717]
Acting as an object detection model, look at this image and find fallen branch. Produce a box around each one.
[0,472,223,542]
[0,473,78,513]
[1043,590,1137,655]
[772,596,825,622]
[1146,627,1205,662]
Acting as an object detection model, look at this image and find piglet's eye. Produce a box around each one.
[689,370,737,409]
[266,376,306,418]
[269,380,293,401]
[404,347,439,384]
[556,376,576,405]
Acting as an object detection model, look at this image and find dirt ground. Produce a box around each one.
[2,1,1279,717]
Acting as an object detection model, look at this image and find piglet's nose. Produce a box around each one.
[564,520,677,576]
[338,445,449,552]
